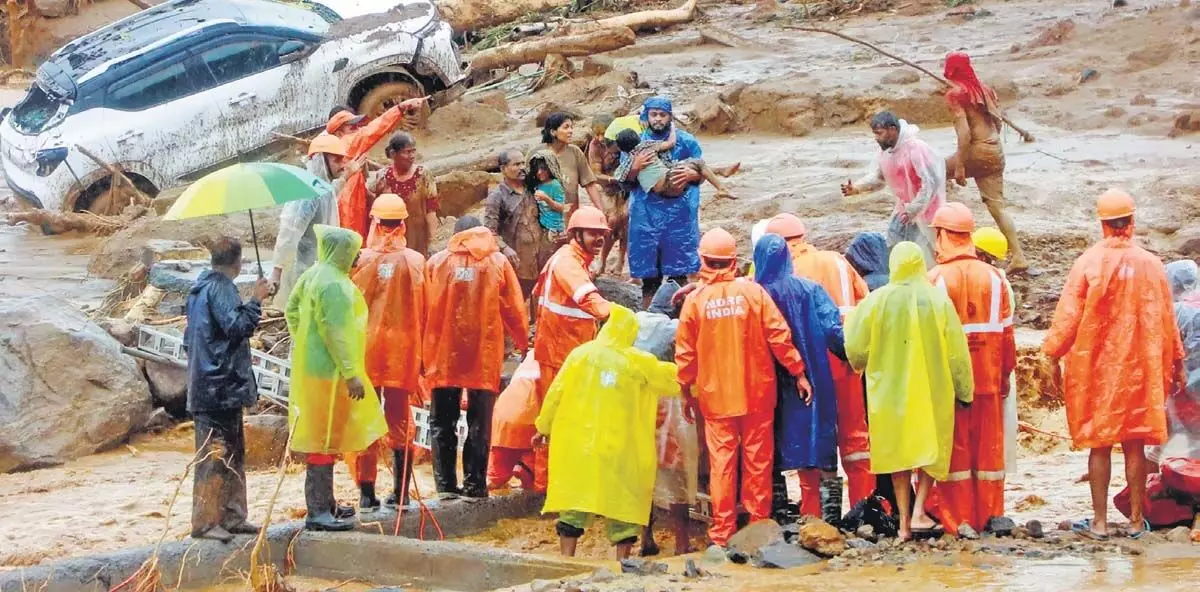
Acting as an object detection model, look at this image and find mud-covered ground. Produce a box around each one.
[1,0,1198,577]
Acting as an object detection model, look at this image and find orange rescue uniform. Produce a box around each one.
[347,223,426,484]
[529,241,612,491]
[927,228,1016,533]
[676,255,806,546]
[337,106,410,239]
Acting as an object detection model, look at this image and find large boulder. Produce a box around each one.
[0,297,152,472]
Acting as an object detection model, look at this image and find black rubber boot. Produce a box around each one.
[385,449,411,508]
[820,476,844,526]
[305,464,354,532]
[359,482,380,511]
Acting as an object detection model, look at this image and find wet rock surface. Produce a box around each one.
[619,558,669,575]
[751,539,822,569]
[0,297,152,473]
[726,519,784,557]
[798,518,845,557]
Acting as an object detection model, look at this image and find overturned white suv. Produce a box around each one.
[1,0,464,214]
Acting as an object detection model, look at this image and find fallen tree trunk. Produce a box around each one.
[563,0,697,35]
[6,209,131,235]
[469,26,635,73]
[435,0,573,34]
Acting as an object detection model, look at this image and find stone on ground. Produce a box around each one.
[143,358,188,417]
[1166,526,1191,544]
[798,518,845,557]
[0,297,152,473]
[751,539,822,569]
[594,276,643,311]
[1026,520,1046,539]
[620,558,668,575]
[244,414,289,469]
[727,519,784,557]
[987,516,1017,537]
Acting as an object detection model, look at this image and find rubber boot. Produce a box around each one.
[305,464,354,532]
[359,482,380,511]
[820,475,844,527]
[385,449,411,508]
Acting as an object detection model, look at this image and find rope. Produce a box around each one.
[1018,421,1071,441]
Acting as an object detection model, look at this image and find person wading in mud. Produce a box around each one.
[1044,189,1185,541]
[926,203,1017,538]
[841,111,946,269]
[370,132,440,257]
[943,52,1039,276]
[184,237,270,542]
[485,149,551,299]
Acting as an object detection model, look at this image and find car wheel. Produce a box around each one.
[359,80,426,128]
[75,174,157,217]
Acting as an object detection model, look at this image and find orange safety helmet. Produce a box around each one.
[566,205,610,232]
[930,202,975,233]
[1097,188,1136,221]
[326,110,366,134]
[307,133,348,157]
[370,193,409,220]
[765,213,807,240]
[699,228,738,260]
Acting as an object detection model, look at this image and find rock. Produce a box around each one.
[881,69,921,85]
[1131,94,1158,107]
[693,94,738,135]
[1079,68,1100,84]
[751,540,822,569]
[619,559,668,576]
[719,82,749,105]
[1171,226,1200,257]
[140,407,174,432]
[97,318,138,348]
[781,522,800,543]
[143,359,188,417]
[958,524,981,540]
[1170,110,1200,138]
[33,0,72,18]
[434,170,494,218]
[728,519,785,557]
[726,550,749,564]
[987,516,1017,537]
[703,544,729,564]
[1026,520,1046,539]
[846,538,875,550]
[244,414,289,469]
[856,524,877,542]
[588,568,616,584]
[798,518,845,557]
[1166,526,1192,543]
[1013,526,1030,540]
[580,56,614,77]
[474,90,510,113]
[594,276,643,311]
[0,297,152,473]
[532,579,558,592]
[149,260,267,299]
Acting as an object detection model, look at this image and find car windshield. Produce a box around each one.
[10,84,67,135]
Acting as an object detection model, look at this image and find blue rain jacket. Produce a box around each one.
[183,270,262,413]
[754,234,845,471]
[626,96,703,279]
[846,232,890,292]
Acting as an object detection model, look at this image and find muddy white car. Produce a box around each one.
[1,0,464,215]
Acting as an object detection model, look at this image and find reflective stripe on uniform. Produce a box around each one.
[540,298,595,319]
[842,451,870,463]
[943,470,972,482]
[974,470,1006,481]
[541,252,596,320]
[961,271,1006,334]
[835,258,857,315]
[573,282,597,303]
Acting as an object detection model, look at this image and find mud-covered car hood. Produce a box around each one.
[313,0,436,30]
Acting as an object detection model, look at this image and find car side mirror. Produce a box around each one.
[278,40,309,64]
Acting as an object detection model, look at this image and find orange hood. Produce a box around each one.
[449,226,499,260]
[934,228,977,264]
[699,259,738,284]
[786,238,815,260]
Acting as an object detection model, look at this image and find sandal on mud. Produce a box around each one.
[1128,519,1152,540]
[1071,518,1109,541]
[911,525,945,541]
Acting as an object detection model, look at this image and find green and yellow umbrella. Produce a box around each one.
[164,162,333,273]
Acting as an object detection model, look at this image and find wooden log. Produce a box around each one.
[469,27,635,73]
[562,0,698,35]
[434,0,573,34]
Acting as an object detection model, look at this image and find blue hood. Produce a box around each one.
[753,233,793,285]
[846,232,889,291]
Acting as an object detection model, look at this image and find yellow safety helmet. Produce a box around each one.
[972,227,1008,261]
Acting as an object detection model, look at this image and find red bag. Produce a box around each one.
[1161,457,1200,496]
[1114,472,1194,528]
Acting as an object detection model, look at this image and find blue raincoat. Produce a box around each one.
[845,232,889,292]
[754,234,845,471]
[625,96,703,279]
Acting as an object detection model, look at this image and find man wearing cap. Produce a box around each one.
[764,213,874,519]
[624,96,706,309]
[675,227,809,548]
[927,203,1016,537]
[349,194,427,511]
[272,134,361,306]
[529,206,614,491]
[1044,189,1185,540]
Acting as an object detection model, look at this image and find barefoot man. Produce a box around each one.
[943,52,1035,275]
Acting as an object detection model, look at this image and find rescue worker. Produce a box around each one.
[846,232,890,292]
[972,227,1021,477]
[1163,260,1200,460]
[765,213,873,517]
[845,241,974,541]
[272,134,361,306]
[535,305,679,559]
[754,233,846,520]
[333,97,428,241]
[530,206,614,491]
[185,237,270,542]
[841,111,946,268]
[425,216,530,500]
[348,195,426,511]
[943,52,1036,275]
[675,227,810,548]
[286,225,388,532]
[1044,189,1185,540]
[488,353,541,491]
[927,203,1016,536]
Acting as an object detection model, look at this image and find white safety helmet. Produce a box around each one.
[750,219,771,250]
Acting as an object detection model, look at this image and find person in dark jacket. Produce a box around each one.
[184,237,271,542]
[845,232,890,292]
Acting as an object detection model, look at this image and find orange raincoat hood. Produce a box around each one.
[449,226,500,260]
[934,229,978,265]
[365,220,408,253]
[699,258,738,284]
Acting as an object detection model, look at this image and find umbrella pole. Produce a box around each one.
[248,210,263,277]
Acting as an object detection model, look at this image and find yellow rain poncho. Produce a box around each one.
[285,225,387,454]
[844,242,973,480]
[535,305,680,526]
